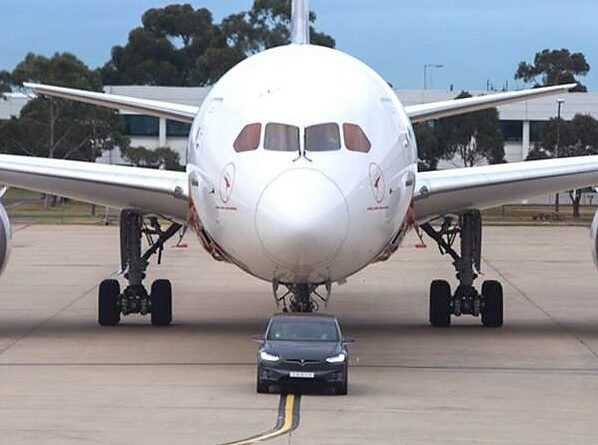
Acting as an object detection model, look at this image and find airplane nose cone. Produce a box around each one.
[256,169,349,269]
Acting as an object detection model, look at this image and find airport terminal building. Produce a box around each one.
[3,85,598,169]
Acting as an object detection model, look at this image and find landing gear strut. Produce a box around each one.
[98,209,182,327]
[421,210,503,328]
[272,282,332,313]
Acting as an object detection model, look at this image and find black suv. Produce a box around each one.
[254,313,352,395]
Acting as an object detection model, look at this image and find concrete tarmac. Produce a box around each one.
[1,224,598,444]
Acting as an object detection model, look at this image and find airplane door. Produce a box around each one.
[196,98,223,157]
[381,98,410,165]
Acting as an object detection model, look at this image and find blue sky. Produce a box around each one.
[2,0,597,91]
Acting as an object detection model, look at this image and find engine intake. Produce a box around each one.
[0,203,11,277]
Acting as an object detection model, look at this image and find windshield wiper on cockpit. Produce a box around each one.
[292,146,312,162]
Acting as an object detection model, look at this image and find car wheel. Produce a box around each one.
[336,367,348,396]
[257,368,269,394]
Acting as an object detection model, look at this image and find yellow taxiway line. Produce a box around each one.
[220,393,300,445]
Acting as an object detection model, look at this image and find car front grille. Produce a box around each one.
[283,359,322,365]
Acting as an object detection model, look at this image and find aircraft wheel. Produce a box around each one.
[481,280,503,328]
[429,280,451,327]
[151,279,172,326]
[98,279,121,326]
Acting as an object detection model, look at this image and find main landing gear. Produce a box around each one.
[98,209,182,327]
[420,210,503,328]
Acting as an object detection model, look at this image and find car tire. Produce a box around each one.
[335,367,348,396]
[257,367,269,394]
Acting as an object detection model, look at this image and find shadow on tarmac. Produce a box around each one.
[1,317,598,337]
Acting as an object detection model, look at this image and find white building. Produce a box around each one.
[399,90,598,165]
[97,87,598,167]
[3,86,598,168]
[0,92,30,120]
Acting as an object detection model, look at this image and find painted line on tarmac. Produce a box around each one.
[219,393,301,445]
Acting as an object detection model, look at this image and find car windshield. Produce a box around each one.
[267,319,339,342]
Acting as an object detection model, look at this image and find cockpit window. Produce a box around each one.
[343,123,372,153]
[305,123,341,152]
[233,123,261,152]
[264,123,300,152]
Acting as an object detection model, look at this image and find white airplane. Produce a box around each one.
[1,0,597,328]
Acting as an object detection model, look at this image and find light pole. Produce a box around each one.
[423,64,444,103]
[555,98,565,216]
[424,64,444,90]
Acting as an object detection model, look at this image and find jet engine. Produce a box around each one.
[0,201,11,277]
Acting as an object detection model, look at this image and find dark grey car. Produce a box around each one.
[254,313,352,395]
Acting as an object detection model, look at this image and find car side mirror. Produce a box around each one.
[342,337,355,345]
[251,334,265,343]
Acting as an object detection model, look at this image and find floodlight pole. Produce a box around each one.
[423,64,444,103]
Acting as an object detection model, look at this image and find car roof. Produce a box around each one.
[270,313,337,321]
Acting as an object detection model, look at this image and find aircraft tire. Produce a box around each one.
[151,279,172,326]
[481,280,503,328]
[429,280,451,327]
[98,279,121,326]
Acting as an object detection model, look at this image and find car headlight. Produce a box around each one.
[326,353,346,363]
[259,351,280,362]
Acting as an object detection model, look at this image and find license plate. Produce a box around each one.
[289,371,315,379]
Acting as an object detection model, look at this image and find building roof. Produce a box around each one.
[3,85,598,122]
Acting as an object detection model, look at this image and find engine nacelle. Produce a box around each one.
[0,203,11,277]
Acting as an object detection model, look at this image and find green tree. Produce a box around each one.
[121,146,182,171]
[0,53,128,161]
[0,53,129,206]
[414,122,442,171]
[515,49,590,92]
[101,1,335,87]
[101,5,219,86]
[0,70,11,94]
[436,92,505,167]
[527,114,598,217]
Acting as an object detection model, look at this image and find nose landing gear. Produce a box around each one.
[272,282,332,313]
[421,210,504,328]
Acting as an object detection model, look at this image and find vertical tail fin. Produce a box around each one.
[290,0,310,45]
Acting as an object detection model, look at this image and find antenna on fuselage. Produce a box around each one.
[290,0,310,45]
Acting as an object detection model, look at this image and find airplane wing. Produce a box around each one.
[405,84,576,123]
[414,156,598,223]
[24,83,198,124]
[0,155,189,220]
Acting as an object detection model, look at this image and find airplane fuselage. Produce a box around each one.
[187,44,417,285]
